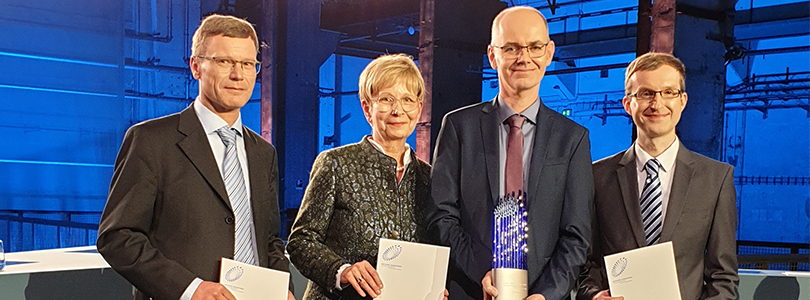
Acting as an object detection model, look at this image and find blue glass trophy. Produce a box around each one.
[492,191,528,300]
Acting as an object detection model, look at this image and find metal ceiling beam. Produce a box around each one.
[327,2,808,61]
[321,0,418,31]
[735,18,810,41]
[551,2,808,61]
[554,37,635,61]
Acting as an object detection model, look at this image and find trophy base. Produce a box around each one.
[493,268,528,300]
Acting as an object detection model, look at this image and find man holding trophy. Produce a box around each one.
[426,6,593,300]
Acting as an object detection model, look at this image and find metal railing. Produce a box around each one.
[738,240,810,271]
[0,210,100,252]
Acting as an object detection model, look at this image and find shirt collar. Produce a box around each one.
[193,98,244,136]
[366,136,412,167]
[495,96,539,125]
[634,137,679,173]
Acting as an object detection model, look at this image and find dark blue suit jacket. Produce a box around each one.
[426,99,593,300]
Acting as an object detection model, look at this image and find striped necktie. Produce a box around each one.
[216,126,258,265]
[640,158,663,246]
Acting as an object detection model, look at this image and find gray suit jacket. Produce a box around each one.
[427,99,593,300]
[577,142,738,300]
[97,106,290,300]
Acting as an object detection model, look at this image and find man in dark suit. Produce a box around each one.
[577,53,738,300]
[426,6,593,300]
[97,15,294,300]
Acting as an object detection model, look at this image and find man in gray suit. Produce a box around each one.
[577,53,738,300]
[97,15,294,300]
[427,6,593,300]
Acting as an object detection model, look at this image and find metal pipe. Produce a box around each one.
[0,51,117,68]
[481,63,628,80]
[125,58,190,73]
[744,46,810,56]
[0,84,117,98]
[0,159,113,168]
[0,51,188,74]
[340,28,410,43]
[0,83,199,102]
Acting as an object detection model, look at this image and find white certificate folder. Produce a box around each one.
[603,241,682,300]
[219,258,290,300]
[375,238,450,300]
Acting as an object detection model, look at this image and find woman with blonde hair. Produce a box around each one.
[288,54,444,300]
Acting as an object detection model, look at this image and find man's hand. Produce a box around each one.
[339,260,383,298]
[287,290,296,300]
[191,281,237,300]
[483,271,547,300]
[527,294,546,300]
[482,271,497,300]
[592,290,624,300]
[442,288,449,300]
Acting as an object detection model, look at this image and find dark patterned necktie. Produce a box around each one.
[505,115,525,195]
[640,158,663,246]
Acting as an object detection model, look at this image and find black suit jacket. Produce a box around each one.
[426,99,593,300]
[97,106,290,300]
[577,143,738,300]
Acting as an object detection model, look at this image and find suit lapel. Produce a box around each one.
[243,127,268,266]
[177,107,232,210]
[616,147,646,247]
[524,102,551,285]
[243,128,263,209]
[660,142,695,242]
[526,102,551,202]
[480,100,501,204]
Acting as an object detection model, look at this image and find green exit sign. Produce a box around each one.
[562,109,572,117]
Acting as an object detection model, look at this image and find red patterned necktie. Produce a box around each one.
[505,115,525,195]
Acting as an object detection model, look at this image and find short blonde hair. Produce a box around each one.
[358,54,425,102]
[624,52,686,95]
[191,14,258,57]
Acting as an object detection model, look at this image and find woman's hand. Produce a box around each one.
[339,260,383,298]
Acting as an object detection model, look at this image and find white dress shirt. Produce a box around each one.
[180,99,256,300]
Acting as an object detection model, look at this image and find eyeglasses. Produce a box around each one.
[491,41,550,59]
[628,88,683,101]
[373,95,420,113]
[196,56,261,74]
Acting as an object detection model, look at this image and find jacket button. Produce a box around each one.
[225,217,235,225]
[391,230,399,239]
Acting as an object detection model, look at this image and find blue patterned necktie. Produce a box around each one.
[640,159,663,246]
[216,126,258,265]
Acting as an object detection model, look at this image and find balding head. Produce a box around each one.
[491,6,549,45]
[487,6,555,108]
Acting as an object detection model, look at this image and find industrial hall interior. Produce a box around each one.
[0,0,807,299]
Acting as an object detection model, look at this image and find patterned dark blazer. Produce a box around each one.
[287,136,431,300]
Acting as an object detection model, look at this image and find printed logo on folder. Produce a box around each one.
[225,266,244,282]
[611,257,628,278]
[381,244,403,261]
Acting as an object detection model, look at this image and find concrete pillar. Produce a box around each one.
[253,0,338,231]
[674,1,735,160]
[638,0,734,160]
[416,0,505,161]
[258,0,278,143]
